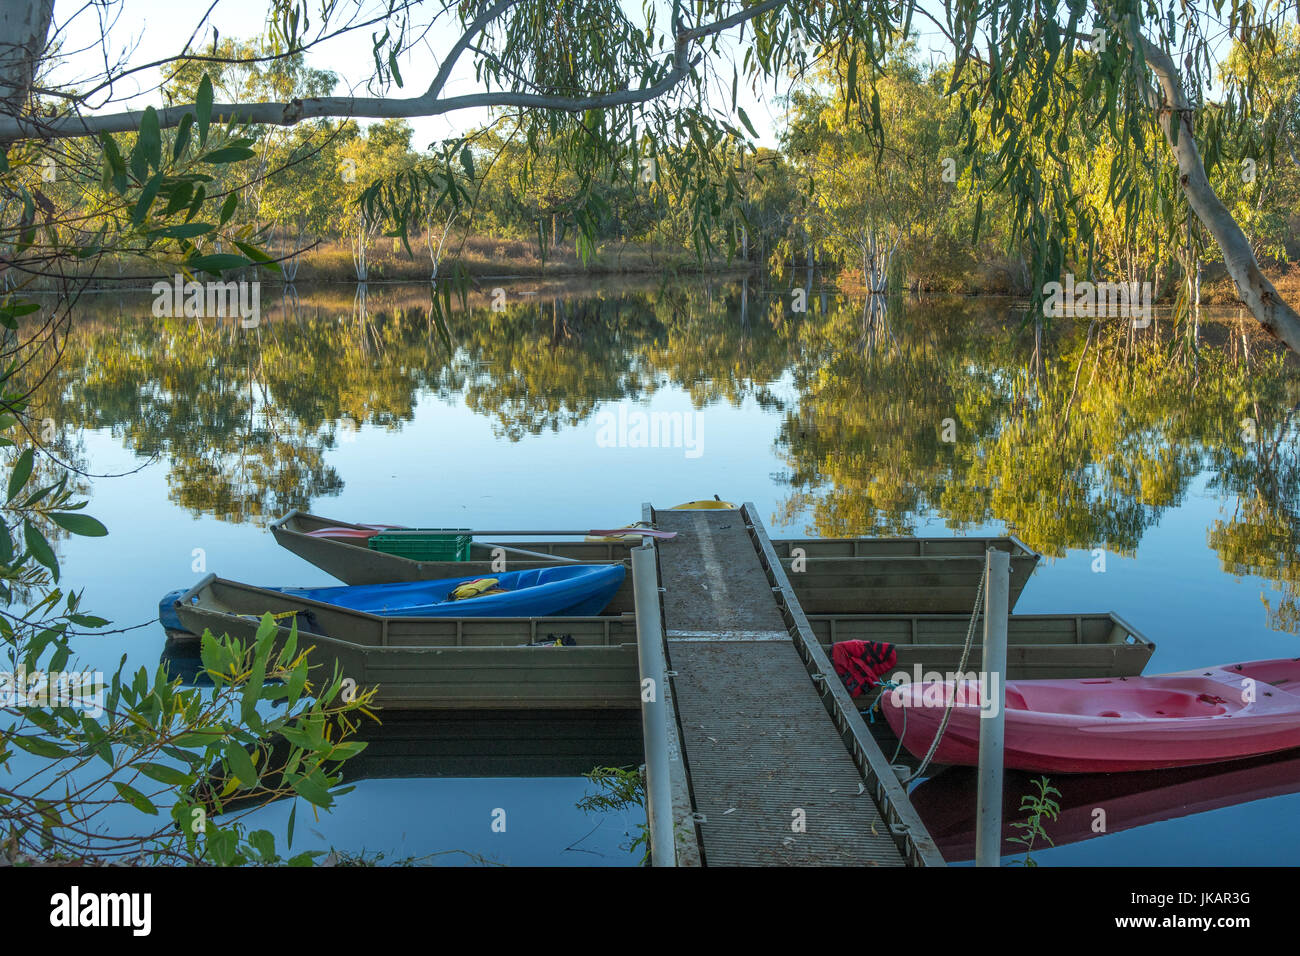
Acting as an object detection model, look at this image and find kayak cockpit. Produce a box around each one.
[1223,659,1300,690]
[1006,679,1245,719]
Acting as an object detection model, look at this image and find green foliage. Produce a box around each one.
[1008,776,1062,866]
[12,12,1300,297]
[4,92,277,308]
[0,71,375,866]
[1216,24,1300,263]
[775,296,1299,571]
[13,277,1297,632]
[783,42,950,289]
[577,764,649,863]
[2,577,376,864]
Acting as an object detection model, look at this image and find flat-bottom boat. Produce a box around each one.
[160,575,640,709]
[160,564,625,629]
[880,658,1300,772]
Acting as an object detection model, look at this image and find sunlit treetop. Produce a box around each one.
[1,0,1299,348]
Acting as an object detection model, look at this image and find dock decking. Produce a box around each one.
[649,503,942,866]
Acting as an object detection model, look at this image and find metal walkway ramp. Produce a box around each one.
[649,503,942,867]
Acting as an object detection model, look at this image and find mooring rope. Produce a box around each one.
[900,553,988,784]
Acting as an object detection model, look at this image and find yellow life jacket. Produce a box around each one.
[449,577,504,601]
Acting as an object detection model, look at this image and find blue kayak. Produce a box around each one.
[274,564,625,617]
[159,565,626,629]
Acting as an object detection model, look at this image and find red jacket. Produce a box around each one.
[832,640,898,698]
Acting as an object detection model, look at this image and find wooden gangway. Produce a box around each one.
[641,502,943,867]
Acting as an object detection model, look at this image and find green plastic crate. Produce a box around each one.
[367,529,472,562]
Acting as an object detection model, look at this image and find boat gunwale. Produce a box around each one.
[174,575,1153,655]
[806,610,1156,650]
[172,573,639,651]
[273,510,1043,564]
[773,533,1041,562]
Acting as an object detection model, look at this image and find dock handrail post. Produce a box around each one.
[631,543,676,866]
[975,548,1010,867]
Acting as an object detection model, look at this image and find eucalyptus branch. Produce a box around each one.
[0,0,791,142]
[1117,19,1300,352]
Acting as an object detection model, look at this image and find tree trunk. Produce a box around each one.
[1133,35,1300,353]
[0,0,54,125]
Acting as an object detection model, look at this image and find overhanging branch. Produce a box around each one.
[0,0,791,142]
[1122,25,1300,352]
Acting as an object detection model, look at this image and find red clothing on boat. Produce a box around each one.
[832,640,898,698]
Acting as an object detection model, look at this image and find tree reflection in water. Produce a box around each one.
[19,281,1299,631]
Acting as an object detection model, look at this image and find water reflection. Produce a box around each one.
[20,279,1300,638]
[202,708,648,866]
[773,298,1300,631]
[15,278,1300,865]
[912,749,1300,863]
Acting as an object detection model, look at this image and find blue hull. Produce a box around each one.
[273,564,625,617]
[172,564,622,619]
[159,565,625,634]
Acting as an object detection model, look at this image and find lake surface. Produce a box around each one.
[21,278,1300,865]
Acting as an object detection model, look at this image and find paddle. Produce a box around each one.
[585,528,677,540]
[303,526,677,540]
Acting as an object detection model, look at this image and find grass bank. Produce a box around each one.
[290,234,734,281]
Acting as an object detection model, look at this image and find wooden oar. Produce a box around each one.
[584,528,677,540]
[305,526,676,540]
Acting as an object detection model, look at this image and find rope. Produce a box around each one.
[864,679,909,762]
[900,554,988,784]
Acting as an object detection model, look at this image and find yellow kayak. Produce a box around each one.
[669,498,738,510]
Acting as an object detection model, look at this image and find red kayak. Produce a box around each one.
[880,658,1300,773]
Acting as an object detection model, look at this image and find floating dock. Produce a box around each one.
[213,506,1163,866]
[642,502,943,866]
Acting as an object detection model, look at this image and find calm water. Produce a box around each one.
[21,278,1300,865]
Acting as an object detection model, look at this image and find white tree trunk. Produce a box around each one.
[1133,35,1300,353]
[0,0,54,124]
[427,212,456,281]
